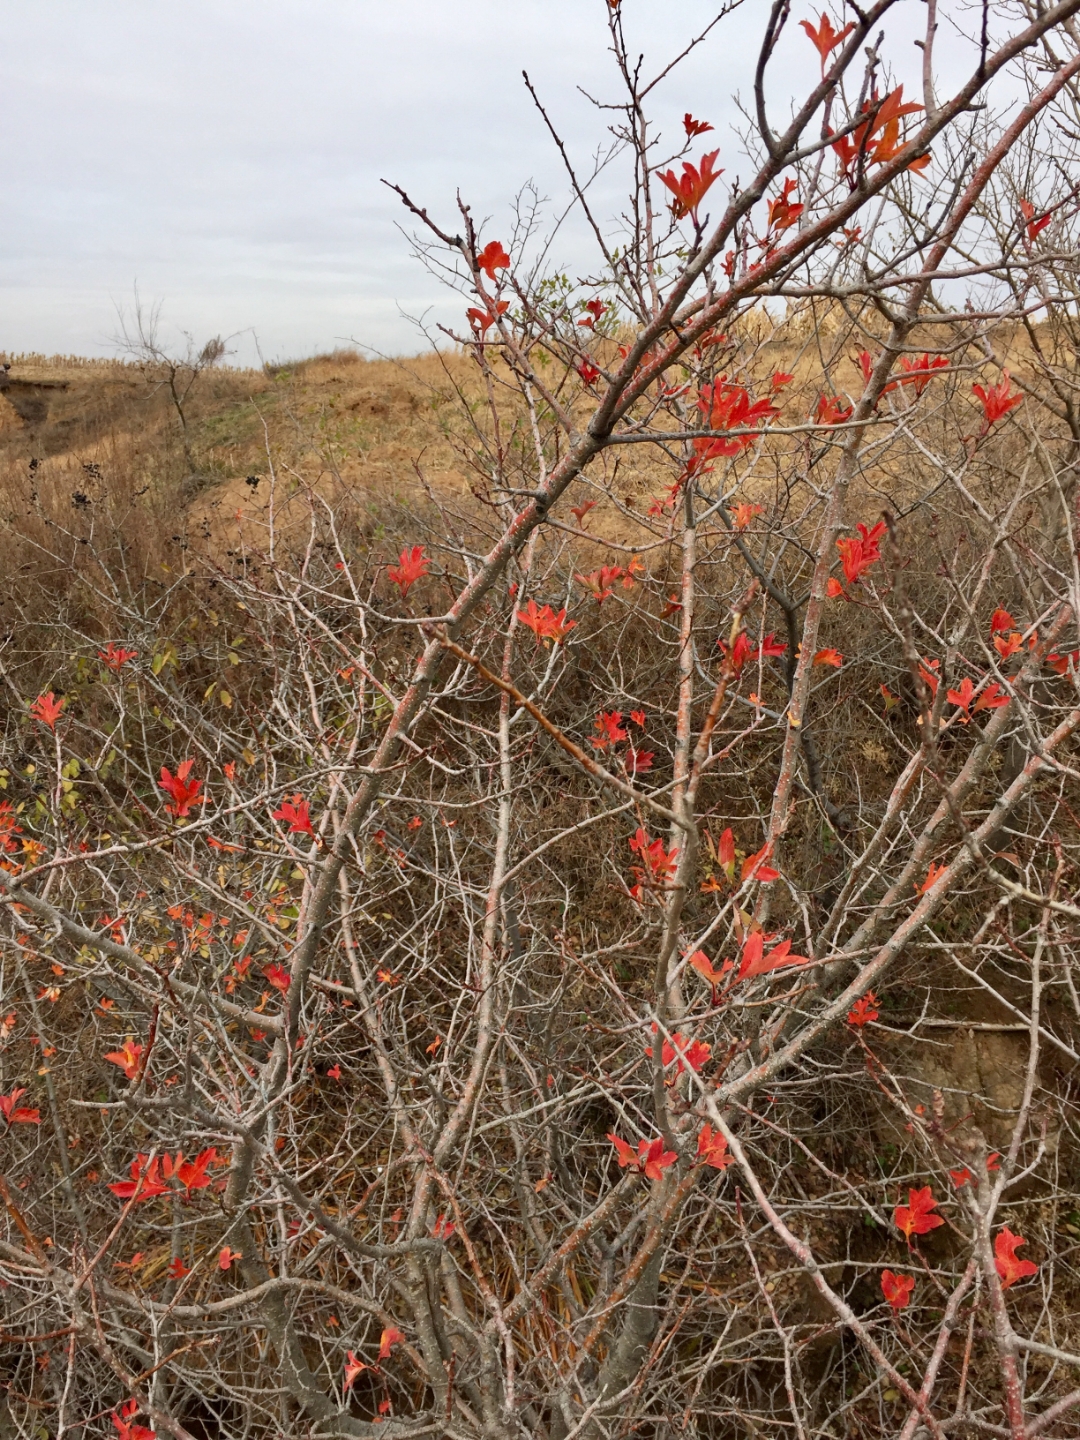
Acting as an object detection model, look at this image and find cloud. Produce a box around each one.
[0,1,970,363]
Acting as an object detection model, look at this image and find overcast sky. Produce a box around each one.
[3,2,983,365]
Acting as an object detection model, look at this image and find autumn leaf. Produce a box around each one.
[272,794,315,836]
[881,1270,915,1312]
[687,949,732,993]
[591,707,628,751]
[378,1326,404,1361]
[640,1137,677,1181]
[973,371,1023,430]
[898,353,948,397]
[813,648,843,668]
[946,677,976,722]
[516,599,576,647]
[607,1132,638,1168]
[847,992,879,1027]
[264,964,291,994]
[0,1086,40,1126]
[627,828,679,893]
[162,1147,218,1195]
[607,1133,678,1180]
[836,521,886,585]
[893,1185,944,1240]
[973,682,1010,715]
[110,1399,155,1440]
[731,502,763,529]
[767,176,803,232]
[343,1351,367,1391]
[645,1024,711,1076]
[476,241,510,280]
[990,607,1015,634]
[1046,649,1079,675]
[741,841,779,884]
[29,692,65,730]
[815,394,853,426]
[736,932,810,983]
[570,498,598,526]
[914,861,946,895]
[657,150,723,222]
[108,1154,168,1203]
[467,301,509,337]
[218,1245,242,1271]
[104,1039,144,1081]
[696,1123,733,1170]
[1020,198,1051,242]
[994,1227,1038,1288]
[577,564,624,604]
[386,545,430,599]
[683,112,713,137]
[159,760,203,818]
[800,11,855,71]
[167,1256,191,1279]
[994,631,1024,660]
[98,643,139,671]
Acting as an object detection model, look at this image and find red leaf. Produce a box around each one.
[972,682,1010,714]
[847,992,879,1027]
[1020,199,1052,242]
[607,1132,638,1168]
[272,794,314,836]
[898,352,948,397]
[973,371,1023,430]
[104,1039,144,1081]
[914,861,946,895]
[0,1086,40,1126]
[881,1269,915,1311]
[767,176,804,232]
[264,964,291,994]
[111,1399,155,1440]
[893,1185,944,1240]
[994,1227,1038,1288]
[577,565,624,604]
[800,11,855,69]
[29,692,65,730]
[378,1326,404,1361]
[639,1137,679,1182]
[731,502,763,529]
[816,394,853,426]
[516,600,576,647]
[657,150,723,222]
[98,643,139,671]
[741,841,779,884]
[219,1245,242,1271]
[836,521,886,585]
[476,241,510,280]
[813,648,843,668]
[683,113,713,138]
[386,545,430,599]
[736,933,809,983]
[108,1154,168,1203]
[343,1351,367,1391]
[159,760,203,818]
[696,1123,733,1170]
